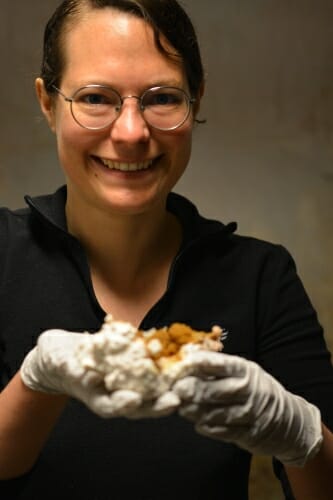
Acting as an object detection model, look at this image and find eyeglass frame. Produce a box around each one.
[51,84,196,131]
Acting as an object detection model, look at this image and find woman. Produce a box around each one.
[0,1,332,498]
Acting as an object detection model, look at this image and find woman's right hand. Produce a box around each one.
[20,329,144,418]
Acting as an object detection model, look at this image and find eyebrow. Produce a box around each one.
[71,79,186,91]
[145,79,184,88]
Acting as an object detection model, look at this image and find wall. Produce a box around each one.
[1,1,332,498]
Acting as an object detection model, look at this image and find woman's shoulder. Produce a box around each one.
[0,205,31,232]
[171,192,292,255]
[230,231,293,261]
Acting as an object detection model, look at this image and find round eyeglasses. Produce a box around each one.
[52,84,196,131]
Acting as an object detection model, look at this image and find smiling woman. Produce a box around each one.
[36,5,197,221]
[0,1,333,499]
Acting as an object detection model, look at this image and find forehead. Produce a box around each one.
[61,8,186,89]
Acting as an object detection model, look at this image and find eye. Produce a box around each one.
[74,88,120,107]
[153,93,175,105]
[143,89,184,108]
[79,93,111,105]
[84,94,106,105]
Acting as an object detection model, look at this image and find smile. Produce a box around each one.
[100,158,154,172]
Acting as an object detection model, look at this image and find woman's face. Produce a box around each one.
[38,8,199,218]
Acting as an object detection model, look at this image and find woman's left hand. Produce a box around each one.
[173,351,323,466]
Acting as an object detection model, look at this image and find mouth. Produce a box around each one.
[95,157,157,172]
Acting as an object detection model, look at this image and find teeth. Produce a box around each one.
[101,159,153,171]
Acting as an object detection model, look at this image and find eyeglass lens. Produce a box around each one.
[70,86,191,130]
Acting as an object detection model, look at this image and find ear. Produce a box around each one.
[35,78,56,132]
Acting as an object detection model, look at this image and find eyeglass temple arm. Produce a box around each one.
[52,85,73,103]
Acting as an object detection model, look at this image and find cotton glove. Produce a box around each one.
[125,391,181,419]
[20,329,144,418]
[173,351,323,466]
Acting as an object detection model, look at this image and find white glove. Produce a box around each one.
[125,391,181,419]
[20,330,144,418]
[173,351,323,466]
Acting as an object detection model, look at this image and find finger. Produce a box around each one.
[81,370,104,388]
[173,377,199,400]
[126,391,181,419]
[173,376,249,404]
[39,330,82,351]
[185,351,247,378]
[126,404,174,419]
[154,391,181,412]
[109,390,143,412]
[178,403,207,422]
[195,422,251,443]
[198,404,252,426]
[88,390,142,418]
[195,423,231,441]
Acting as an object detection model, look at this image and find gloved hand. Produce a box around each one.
[125,391,181,419]
[20,329,180,419]
[173,351,323,466]
[20,329,145,418]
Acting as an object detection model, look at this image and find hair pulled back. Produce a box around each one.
[41,0,204,97]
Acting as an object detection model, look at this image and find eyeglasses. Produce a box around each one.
[52,84,196,131]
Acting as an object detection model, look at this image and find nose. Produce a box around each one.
[110,97,150,143]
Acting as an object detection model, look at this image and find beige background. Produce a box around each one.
[1,1,332,498]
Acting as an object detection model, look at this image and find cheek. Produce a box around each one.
[55,118,94,169]
[54,103,91,148]
[170,125,193,166]
[161,126,193,189]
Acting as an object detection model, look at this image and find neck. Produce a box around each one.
[65,189,182,324]
[65,192,182,284]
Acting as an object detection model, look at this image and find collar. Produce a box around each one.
[24,185,237,245]
[25,185,68,234]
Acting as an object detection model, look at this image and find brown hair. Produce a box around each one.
[41,0,205,97]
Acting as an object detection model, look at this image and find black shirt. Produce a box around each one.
[1,186,332,499]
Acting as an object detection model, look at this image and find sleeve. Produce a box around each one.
[255,244,333,497]
[0,209,11,389]
[256,244,333,429]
